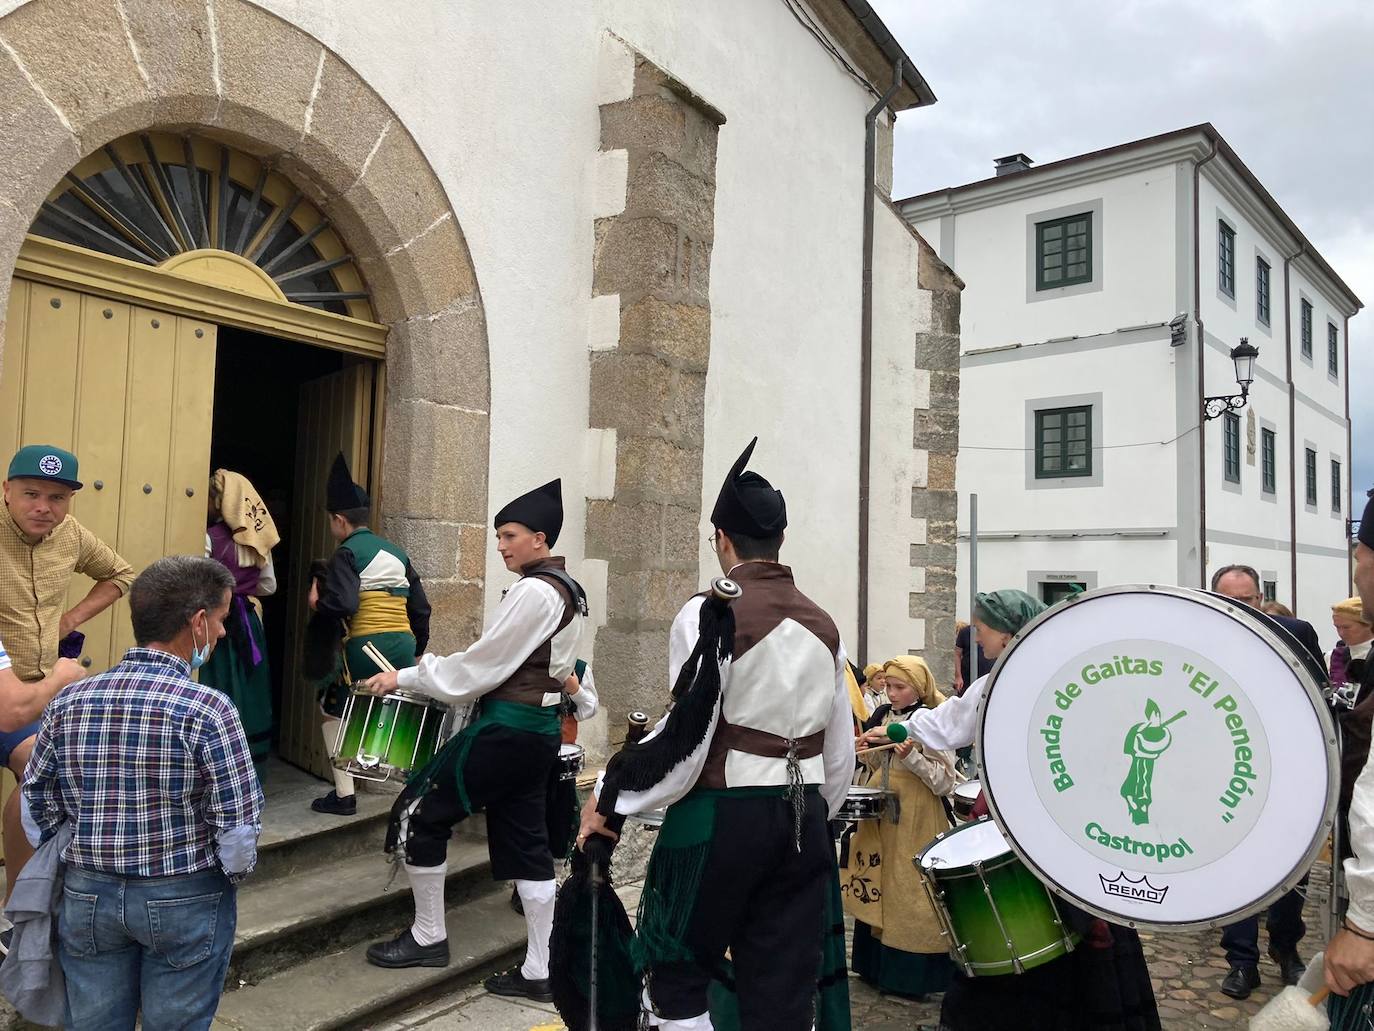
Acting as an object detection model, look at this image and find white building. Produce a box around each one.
[900,124,1362,647]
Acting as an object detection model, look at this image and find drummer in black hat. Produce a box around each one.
[358,478,593,1004]
[579,438,856,1031]
[308,453,430,816]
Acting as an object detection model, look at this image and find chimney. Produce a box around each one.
[994,153,1034,177]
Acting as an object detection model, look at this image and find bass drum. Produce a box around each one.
[976,584,1336,931]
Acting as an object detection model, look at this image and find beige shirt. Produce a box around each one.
[0,511,135,680]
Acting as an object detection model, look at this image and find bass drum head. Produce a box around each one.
[977,584,1336,931]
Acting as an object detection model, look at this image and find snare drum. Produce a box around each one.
[918,817,1078,977]
[334,689,453,783]
[557,743,585,781]
[836,786,890,823]
[951,780,982,821]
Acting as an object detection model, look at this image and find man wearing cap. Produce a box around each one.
[308,453,430,816]
[0,444,133,911]
[580,438,857,1031]
[359,478,594,1004]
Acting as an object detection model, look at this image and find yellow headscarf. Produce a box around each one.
[211,469,280,568]
[845,664,871,724]
[882,655,946,709]
[862,663,883,683]
[1334,597,1370,625]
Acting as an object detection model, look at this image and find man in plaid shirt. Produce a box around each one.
[23,556,262,1030]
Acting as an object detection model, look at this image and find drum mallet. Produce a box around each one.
[1249,985,1329,1031]
[856,722,909,757]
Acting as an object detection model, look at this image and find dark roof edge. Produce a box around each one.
[831,0,937,109]
[897,123,1362,311]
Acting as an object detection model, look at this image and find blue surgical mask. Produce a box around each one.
[190,619,211,671]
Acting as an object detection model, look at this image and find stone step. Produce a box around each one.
[228,834,493,986]
[213,888,527,1031]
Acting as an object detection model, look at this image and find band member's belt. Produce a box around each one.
[714,717,825,759]
[346,591,412,639]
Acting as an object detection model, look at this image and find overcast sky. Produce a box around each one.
[869,0,1373,500]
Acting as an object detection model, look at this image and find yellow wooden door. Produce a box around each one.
[278,364,374,777]
[0,278,216,862]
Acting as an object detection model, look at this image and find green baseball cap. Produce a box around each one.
[7,445,82,489]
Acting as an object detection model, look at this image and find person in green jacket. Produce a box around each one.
[309,453,430,815]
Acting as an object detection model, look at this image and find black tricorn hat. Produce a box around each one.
[326,453,370,513]
[494,478,563,547]
[710,437,786,538]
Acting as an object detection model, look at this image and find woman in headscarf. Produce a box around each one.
[841,655,957,999]
[861,589,1161,1031]
[201,469,280,773]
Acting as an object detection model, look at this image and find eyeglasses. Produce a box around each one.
[706,531,720,547]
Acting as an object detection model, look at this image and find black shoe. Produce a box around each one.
[1269,946,1305,986]
[1220,964,1260,999]
[484,966,553,1003]
[311,790,356,816]
[509,885,524,915]
[365,929,449,969]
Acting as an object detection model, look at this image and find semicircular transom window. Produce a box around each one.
[30,132,373,320]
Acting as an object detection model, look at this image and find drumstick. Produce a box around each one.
[361,640,397,674]
[856,740,911,757]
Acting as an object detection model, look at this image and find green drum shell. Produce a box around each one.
[337,690,447,782]
[919,822,1079,977]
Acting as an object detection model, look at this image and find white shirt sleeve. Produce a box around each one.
[1345,742,1374,932]
[570,666,598,721]
[396,578,564,705]
[255,555,277,597]
[901,674,986,752]
[599,596,722,817]
[820,642,858,818]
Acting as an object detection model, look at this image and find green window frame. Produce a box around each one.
[1305,448,1318,505]
[1035,213,1092,291]
[1256,257,1270,324]
[1300,299,1313,357]
[1333,460,1343,512]
[1034,405,1092,478]
[1218,220,1235,297]
[1223,412,1241,483]
[1329,323,1340,377]
[1260,428,1276,493]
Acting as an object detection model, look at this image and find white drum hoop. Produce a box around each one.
[976,584,1337,932]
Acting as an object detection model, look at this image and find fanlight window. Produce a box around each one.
[31,132,372,320]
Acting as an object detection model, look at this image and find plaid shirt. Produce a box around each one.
[24,648,263,879]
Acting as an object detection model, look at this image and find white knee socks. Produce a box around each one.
[406,862,448,946]
[320,720,355,798]
[514,878,556,980]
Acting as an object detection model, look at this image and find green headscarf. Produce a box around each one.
[973,589,1046,635]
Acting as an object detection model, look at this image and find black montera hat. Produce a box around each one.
[326,453,369,512]
[710,437,787,538]
[1360,489,1374,550]
[494,479,563,547]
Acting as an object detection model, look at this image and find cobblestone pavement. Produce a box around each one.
[394,865,1333,1030]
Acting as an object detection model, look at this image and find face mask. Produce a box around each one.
[190,617,211,671]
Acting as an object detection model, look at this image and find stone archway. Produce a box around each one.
[0,0,489,648]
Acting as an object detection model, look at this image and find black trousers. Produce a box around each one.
[1220,877,1309,966]
[406,724,559,881]
[649,792,832,1031]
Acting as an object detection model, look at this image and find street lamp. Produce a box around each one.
[1203,338,1260,420]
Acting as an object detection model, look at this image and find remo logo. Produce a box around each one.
[1026,639,1270,875]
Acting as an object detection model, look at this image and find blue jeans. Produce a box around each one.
[58,866,236,1031]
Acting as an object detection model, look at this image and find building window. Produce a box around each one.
[1334,460,1343,512]
[1261,428,1276,493]
[1218,220,1235,296]
[1036,213,1092,290]
[1034,405,1092,478]
[1263,580,1277,603]
[1305,449,1318,505]
[1301,299,1313,357]
[1223,412,1241,483]
[1256,258,1270,324]
[1330,323,1340,377]
[1040,581,1088,606]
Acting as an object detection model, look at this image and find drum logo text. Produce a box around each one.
[1099,871,1169,905]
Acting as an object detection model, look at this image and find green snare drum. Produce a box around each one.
[917,817,1078,976]
[333,689,453,784]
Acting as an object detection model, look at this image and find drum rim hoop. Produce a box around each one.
[348,687,441,708]
[974,582,1338,932]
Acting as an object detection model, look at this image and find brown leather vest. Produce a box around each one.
[487,557,577,707]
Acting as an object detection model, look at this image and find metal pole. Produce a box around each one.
[967,493,978,690]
